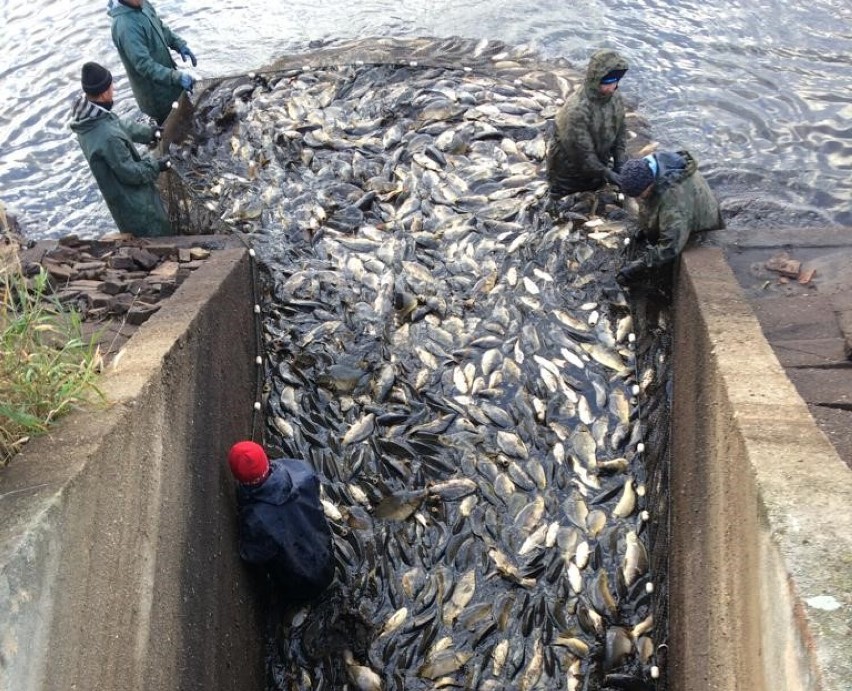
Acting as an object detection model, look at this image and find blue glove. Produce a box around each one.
[178,72,195,93]
[179,45,197,67]
[605,168,621,186]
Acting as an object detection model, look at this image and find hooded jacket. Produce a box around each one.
[109,0,186,124]
[236,459,335,601]
[547,49,629,196]
[69,96,171,236]
[637,150,724,267]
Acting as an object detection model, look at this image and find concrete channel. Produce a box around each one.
[0,249,265,691]
[1,240,850,690]
[3,40,852,689]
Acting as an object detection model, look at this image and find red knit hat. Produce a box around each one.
[227,441,270,485]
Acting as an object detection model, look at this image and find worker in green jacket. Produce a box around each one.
[70,62,173,237]
[109,0,197,124]
[547,49,629,197]
[616,150,724,284]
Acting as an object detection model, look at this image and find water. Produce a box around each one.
[0,0,850,238]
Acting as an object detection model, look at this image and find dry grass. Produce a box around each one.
[1,250,104,466]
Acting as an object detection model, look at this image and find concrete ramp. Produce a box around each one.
[670,247,852,691]
[0,249,264,691]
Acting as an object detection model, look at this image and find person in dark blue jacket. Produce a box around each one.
[227,441,334,601]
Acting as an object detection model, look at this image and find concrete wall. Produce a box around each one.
[670,248,852,691]
[0,249,265,691]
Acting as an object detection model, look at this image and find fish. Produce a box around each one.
[430,478,478,500]
[488,548,536,588]
[178,38,664,691]
[491,639,509,677]
[373,489,427,521]
[344,650,383,691]
[496,430,529,459]
[379,607,409,637]
[613,477,637,518]
[418,649,473,679]
[320,498,343,522]
[342,413,375,446]
[622,530,649,586]
[518,637,544,690]
[442,569,476,624]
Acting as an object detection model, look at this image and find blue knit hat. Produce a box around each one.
[619,157,656,197]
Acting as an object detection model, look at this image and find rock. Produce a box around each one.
[130,247,159,270]
[42,259,76,283]
[87,291,113,309]
[73,261,107,272]
[109,255,137,271]
[68,279,103,292]
[101,279,126,296]
[126,304,161,326]
[149,260,179,280]
[7,230,224,369]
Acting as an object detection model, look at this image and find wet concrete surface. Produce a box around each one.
[713,226,852,470]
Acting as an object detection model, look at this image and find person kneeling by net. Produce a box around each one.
[615,150,724,285]
[227,441,335,602]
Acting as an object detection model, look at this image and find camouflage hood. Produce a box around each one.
[652,150,698,193]
[584,49,629,101]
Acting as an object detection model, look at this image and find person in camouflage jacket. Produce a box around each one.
[109,0,197,124]
[616,150,724,284]
[70,62,172,237]
[547,49,629,197]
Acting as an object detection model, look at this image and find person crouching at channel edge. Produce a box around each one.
[227,441,335,601]
[616,150,724,285]
[546,48,629,198]
[69,62,172,237]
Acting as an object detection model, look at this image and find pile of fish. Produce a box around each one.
[174,37,664,691]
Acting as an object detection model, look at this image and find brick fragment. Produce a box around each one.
[765,253,801,278]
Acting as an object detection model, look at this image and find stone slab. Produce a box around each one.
[808,404,852,471]
[769,338,849,368]
[722,226,852,250]
[750,294,842,341]
[671,247,852,691]
[726,244,852,298]
[786,368,852,408]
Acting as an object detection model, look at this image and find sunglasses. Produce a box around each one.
[600,76,621,85]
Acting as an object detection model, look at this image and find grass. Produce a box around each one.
[1,256,104,466]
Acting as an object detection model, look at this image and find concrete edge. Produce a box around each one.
[0,248,265,691]
[670,247,852,691]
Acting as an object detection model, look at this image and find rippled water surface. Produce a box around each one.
[1,0,850,237]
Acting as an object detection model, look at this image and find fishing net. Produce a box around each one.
[156,92,231,236]
[166,36,673,691]
[624,250,675,691]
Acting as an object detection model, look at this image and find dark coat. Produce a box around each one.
[69,96,171,236]
[236,459,335,601]
[109,0,186,124]
[547,49,629,195]
[637,150,724,268]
